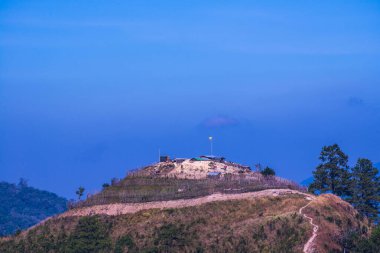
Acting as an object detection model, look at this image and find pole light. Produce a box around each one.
[209,136,213,155]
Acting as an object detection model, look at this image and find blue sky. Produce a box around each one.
[1,0,380,198]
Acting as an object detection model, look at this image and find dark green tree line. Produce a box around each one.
[310,144,351,196]
[261,167,276,177]
[310,144,380,223]
[350,158,380,222]
[341,225,380,253]
[66,216,111,253]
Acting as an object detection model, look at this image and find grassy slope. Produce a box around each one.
[303,194,370,253]
[1,194,311,253]
[0,184,370,253]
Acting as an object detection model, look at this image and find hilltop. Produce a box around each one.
[77,157,302,207]
[140,156,252,179]
[0,181,67,236]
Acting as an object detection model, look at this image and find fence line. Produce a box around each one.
[70,174,306,209]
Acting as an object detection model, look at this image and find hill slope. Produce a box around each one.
[0,189,369,253]
[0,181,67,236]
[0,162,371,252]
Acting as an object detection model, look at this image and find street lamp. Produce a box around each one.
[209,136,213,155]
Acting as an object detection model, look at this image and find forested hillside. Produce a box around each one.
[0,181,67,236]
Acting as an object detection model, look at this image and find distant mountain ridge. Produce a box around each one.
[0,181,67,236]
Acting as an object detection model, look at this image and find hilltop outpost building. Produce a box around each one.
[207,171,222,178]
[160,156,170,162]
[161,155,226,163]
[190,155,226,163]
[173,158,187,163]
[200,155,225,163]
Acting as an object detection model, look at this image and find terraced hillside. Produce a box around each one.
[74,160,302,208]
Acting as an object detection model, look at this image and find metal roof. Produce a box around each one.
[200,155,225,160]
[207,172,221,176]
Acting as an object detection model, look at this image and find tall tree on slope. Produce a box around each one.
[350,159,380,223]
[310,144,351,196]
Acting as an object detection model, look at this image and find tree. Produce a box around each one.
[114,235,136,253]
[75,187,85,200]
[18,178,28,188]
[350,158,380,222]
[310,144,351,196]
[254,163,262,172]
[111,178,120,186]
[340,225,380,252]
[261,167,275,177]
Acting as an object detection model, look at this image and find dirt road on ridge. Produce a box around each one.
[17,188,318,251]
[60,189,313,217]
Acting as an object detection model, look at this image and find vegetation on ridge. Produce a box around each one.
[310,144,380,223]
[0,180,67,237]
[309,144,380,252]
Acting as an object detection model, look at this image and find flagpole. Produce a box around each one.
[209,136,213,155]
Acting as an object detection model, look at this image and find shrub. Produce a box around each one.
[261,167,276,177]
[114,235,136,253]
[66,216,112,253]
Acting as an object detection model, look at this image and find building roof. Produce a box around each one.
[200,155,225,160]
[207,172,221,176]
[191,157,210,161]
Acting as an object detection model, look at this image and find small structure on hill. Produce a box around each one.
[191,157,210,162]
[160,156,171,162]
[207,171,221,178]
[191,155,226,163]
[200,155,225,163]
[240,165,251,171]
[173,158,186,163]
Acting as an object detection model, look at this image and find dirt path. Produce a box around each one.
[61,189,313,217]
[299,197,318,253]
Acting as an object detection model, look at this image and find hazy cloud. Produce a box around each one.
[347,97,365,107]
[201,115,239,128]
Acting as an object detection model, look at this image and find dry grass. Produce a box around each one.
[302,194,370,253]
[1,188,369,253]
[1,195,311,253]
